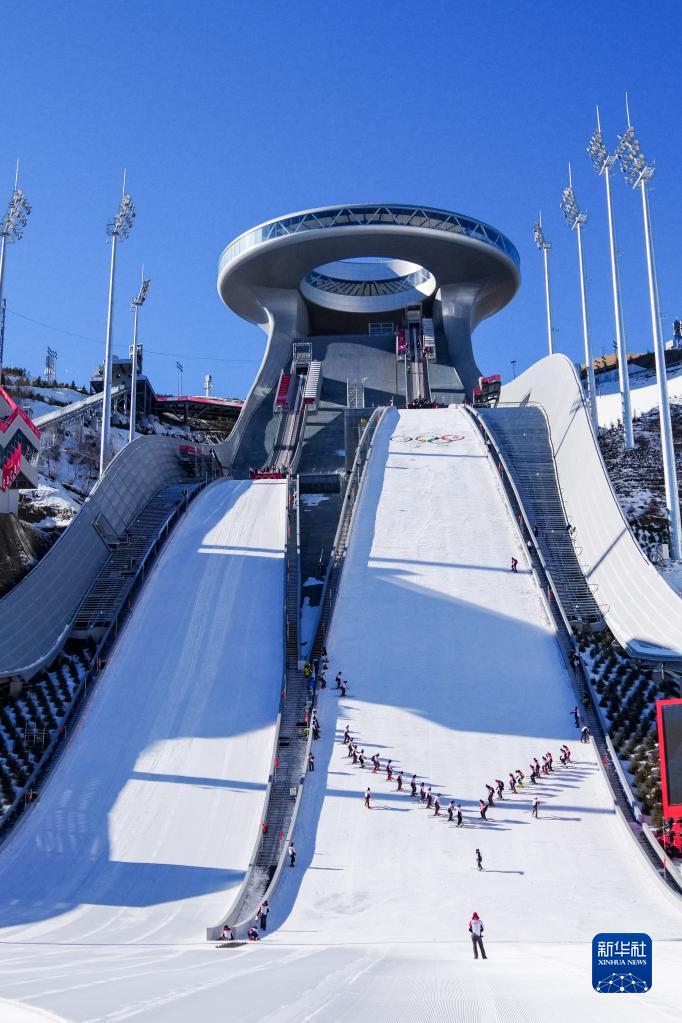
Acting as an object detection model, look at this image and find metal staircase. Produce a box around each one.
[73,483,199,633]
[225,477,310,927]
[478,406,605,628]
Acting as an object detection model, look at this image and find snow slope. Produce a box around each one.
[0,479,286,946]
[271,407,680,944]
[0,413,679,1022]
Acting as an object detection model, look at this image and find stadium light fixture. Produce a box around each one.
[587,107,634,449]
[532,214,554,356]
[560,165,598,430]
[615,100,681,560]
[128,269,151,444]
[0,162,31,385]
[99,174,137,476]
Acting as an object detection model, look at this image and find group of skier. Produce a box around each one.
[478,745,573,820]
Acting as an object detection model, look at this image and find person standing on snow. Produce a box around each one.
[396,772,403,792]
[426,787,433,809]
[508,772,517,795]
[486,784,495,807]
[475,848,483,871]
[510,557,518,573]
[288,842,296,867]
[469,912,487,959]
[343,724,351,744]
[420,782,426,802]
[581,725,590,744]
[411,775,417,797]
[448,800,455,822]
[364,787,371,809]
[516,769,524,788]
[257,900,270,931]
[433,795,441,816]
[532,796,539,818]
[479,799,488,820]
[457,805,463,826]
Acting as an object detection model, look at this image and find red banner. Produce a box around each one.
[1,444,22,491]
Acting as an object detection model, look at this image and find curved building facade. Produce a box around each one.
[216,203,519,474]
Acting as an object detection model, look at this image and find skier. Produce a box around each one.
[457,804,463,827]
[426,787,433,809]
[546,752,553,771]
[336,672,343,690]
[340,680,347,697]
[359,750,365,769]
[486,784,495,807]
[572,706,580,728]
[508,772,517,795]
[220,924,234,941]
[479,799,488,820]
[475,848,483,871]
[396,772,403,792]
[312,718,320,741]
[495,778,504,799]
[257,900,270,931]
[343,725,351,744]
[581,725,590,744]
[308,752,315,772]
[288,842,296,867]
[529,763,537,784]
[410,775,417,797]
[386,760,393,782]
[469,913,487,959]
[364,787,371,809]
[563,745,571,764]
[420,783,426,802]
[352,748,358,765]
[516,769,524,788]
[532,796,539,818]
[433,795,441,816]
[511,557,518,573]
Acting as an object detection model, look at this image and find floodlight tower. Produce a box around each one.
[99,178,136,476]
[587,108,634,448]
[0,164,31,385]
[128,271,151,443]
[560,165,598,430]
[616,104,681,560]
[532,215,555,355]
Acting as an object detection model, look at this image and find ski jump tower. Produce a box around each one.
[216,203,519,473]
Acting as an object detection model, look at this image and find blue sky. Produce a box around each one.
[2,0,681,397]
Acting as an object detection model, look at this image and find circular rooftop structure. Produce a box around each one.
[218,203,520,327]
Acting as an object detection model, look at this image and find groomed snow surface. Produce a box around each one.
[0,412,679,1022]
[0,479,286,945]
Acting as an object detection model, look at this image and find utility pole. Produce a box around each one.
[615,99,681,559]
[587,107,634,448]
[533,215,554,356]
[100,173,136,476]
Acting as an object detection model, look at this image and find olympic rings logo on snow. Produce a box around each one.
[391,433,466,446]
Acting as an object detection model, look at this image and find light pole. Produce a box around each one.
[533,215,554,356]
[560,165,598,431]
[615,108,682,560]
[99,180,136,476]
[511,359,517,380]
[0,164,31,386]
[587,108,634,448]
[176,361,183,396]
[129,272,151,443]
